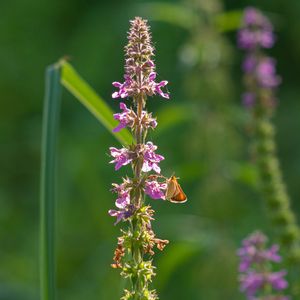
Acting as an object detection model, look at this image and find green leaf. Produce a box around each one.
[40,63,61,300]
[60,60,133,146]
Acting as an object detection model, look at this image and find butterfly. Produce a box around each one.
[165,176,187,203]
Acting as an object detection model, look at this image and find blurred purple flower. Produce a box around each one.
[238,231,289,299]
[238,7,280,110]
[240,271,264,297]
[256,58,281,88]
[267,271,288,291]
[238,7,275,50]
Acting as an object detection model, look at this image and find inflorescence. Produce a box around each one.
[238,7,281,111]
[108,17,184,300]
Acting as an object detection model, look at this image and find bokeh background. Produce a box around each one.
[1,0,300,299]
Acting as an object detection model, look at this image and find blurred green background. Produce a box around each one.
[1,0,300,299]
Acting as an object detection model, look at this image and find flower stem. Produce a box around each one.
[130,94,147,299]
[253,107,300,262]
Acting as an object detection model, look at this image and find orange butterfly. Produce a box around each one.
[165,176,187,203]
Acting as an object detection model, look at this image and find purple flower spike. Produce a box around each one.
[238,7,280,110]
[111,17,169,100]
[108,17,176,299]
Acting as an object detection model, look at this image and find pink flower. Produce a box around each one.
[256,58,281,88]
[239,271,264,297]
[155,80,169,99]
[113,102,157,132]
[145,180,167,200]
[112,75,132,99]
[238,231,289,299]
[113,102,135,132]
[142,142,164,173]
[109,147,133,170]
[109,182,134,225]
[109,207,134,225]
[267,271,288,291]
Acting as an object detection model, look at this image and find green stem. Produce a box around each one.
[40,63,62,300]
[254,112,300,257]
[131,95,146,299]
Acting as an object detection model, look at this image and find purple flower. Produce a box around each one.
[262,245,281,262]
[155,80,169,99]
[237,231,289,299]
[145,180,167,200]
[109,147,133,170]
[113,102,158,133]
[142,142,164,173]
[109,206,134,225]
[238,7,275,50]
[244,7,264,26]
[109,182,134,224]
[112,75,132,99]
[256,58,281,88]
[240,271,264,297]
[238,231,282,272]
[267,271,288,291]
[113,102,135,132]
[140,111,157,130]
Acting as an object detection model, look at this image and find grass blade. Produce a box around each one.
[40,63,62,300]
[60,60,133,146]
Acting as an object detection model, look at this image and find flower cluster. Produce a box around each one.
[238,7,275,50]
[238,7,281,110]
[112,18,169,100]
[109,142,164,174]
[113,102,157,132]
[108,180,134,224]
[107,17,185,300]
[238,231,289,300]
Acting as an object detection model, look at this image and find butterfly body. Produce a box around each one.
[165,176,187,203]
